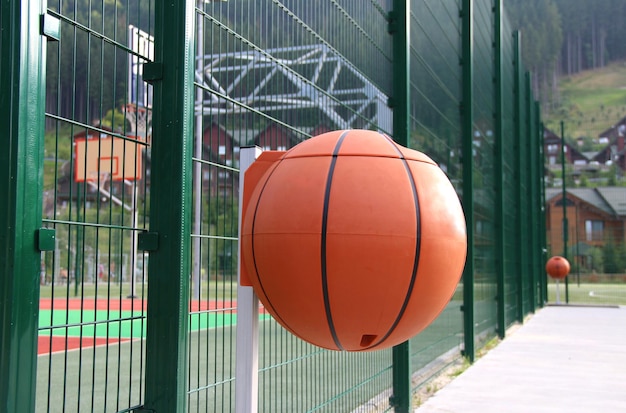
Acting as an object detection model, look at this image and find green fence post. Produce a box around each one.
[532,100,543,309]
[536,102,544,308]
[139,0,195,411]
[524,71,538,312]
[512,30,526,321]
[0,1,48,412]
[538,117,548,307]
[523,72,535,312]
[493,0,506,339]
[390,0,411,411]
[390,0,410,149]
[560,120,570,303]
[391,344,410,412]
[461,0,475,363]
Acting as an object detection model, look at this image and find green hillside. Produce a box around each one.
[544,60,626,140]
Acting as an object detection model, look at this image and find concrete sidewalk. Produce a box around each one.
[415,305,626,413]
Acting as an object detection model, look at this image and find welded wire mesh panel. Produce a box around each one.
[1,1,554,412]
[409,0,462,180]
[39,1,153,411]
[409,302,463,386]
[258,333,392,412]
[407,0,465,384]
[546,182,626,305]
[189,1,394,411]
[546,208,626,306]
[470,0,497,340]
[500,14,522,327]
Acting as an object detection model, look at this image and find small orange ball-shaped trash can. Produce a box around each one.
[240,130,467,351]
[546,256,570,280]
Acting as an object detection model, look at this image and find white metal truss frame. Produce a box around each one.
[194,44,391,131]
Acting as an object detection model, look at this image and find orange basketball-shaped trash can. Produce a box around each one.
[546,256,570,280]
[240,130,467,351]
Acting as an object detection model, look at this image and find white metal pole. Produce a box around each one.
[120,179,140,299]
[192,4,204,302]
[128,183,139,298]
[555,279,561,304]
[235,146,261,413]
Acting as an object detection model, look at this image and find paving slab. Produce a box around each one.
[415,306,626,413]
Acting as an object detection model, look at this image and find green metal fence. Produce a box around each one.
[1,1,546,412]
[35,1,152,411]
[543,119,626,307]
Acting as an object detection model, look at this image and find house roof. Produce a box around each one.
[595,187,626,216]
[545,187,626,217]
[543,127,559,140]
[598,115,626,138]
[543,128,588,160]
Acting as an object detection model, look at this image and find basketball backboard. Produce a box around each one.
[74,136,144,182]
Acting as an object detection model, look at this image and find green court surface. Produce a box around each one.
[36,310,272,411]
[37,311,457,413]
[38,310,244,339]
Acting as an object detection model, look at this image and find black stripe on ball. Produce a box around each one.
[320,130,350,351]
[367,133,422,349]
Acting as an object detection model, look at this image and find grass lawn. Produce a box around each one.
[544,60,626,138]
[547,281,626,306]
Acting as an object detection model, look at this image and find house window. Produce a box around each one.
[585,220,604,241]
[218,145,226,156]
[547,144,558,153]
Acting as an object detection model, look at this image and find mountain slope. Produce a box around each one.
[544,60,626,140]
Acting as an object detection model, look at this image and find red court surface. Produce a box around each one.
[38,336,131,355]
[39,298,237,312]
[38,299,240,355]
